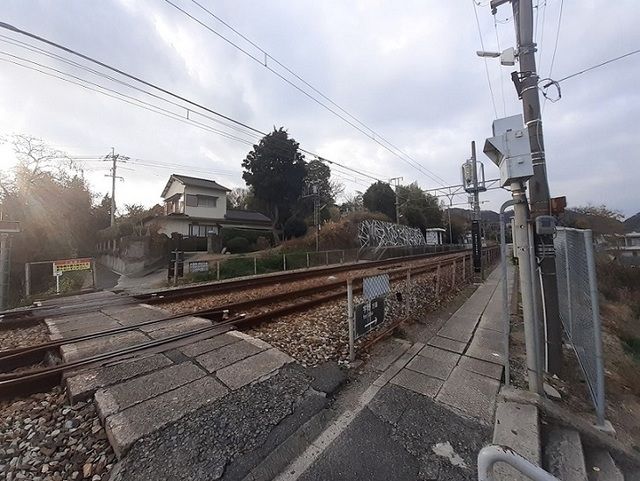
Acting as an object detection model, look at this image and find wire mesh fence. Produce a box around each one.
[554,227,605,425]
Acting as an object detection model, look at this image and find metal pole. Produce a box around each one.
[173,251,179,286]
[511,181,542,394]
[24,262,31,298]
[55,272,60,294]
[216,260,220,280]
[254,256,257,275]
[109,147,117,227]
[509,0,563,374]
[0,234,8,309]
[500,199,516,386]
[347,279,355,361]
[306,252,310,268]
[91,258,97,290]
[405,269,411,315]
[283,254,287,271]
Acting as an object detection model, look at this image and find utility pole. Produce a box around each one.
[491,0,563,373]
[104,148,127,227]
[389,177,403,224]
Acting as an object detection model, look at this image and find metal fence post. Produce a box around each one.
[462,256,466,281]
[584,229,606,427]
[405,268,411,316]
[451,259,456,287]
[25,262,31,298]
[326,251,329,265]
[254,256,257,275]
[216,261,220,281]
[435,264,441,297]
[283,254,287,271]
[306,252,310,268]
[347,279,355,362]
[91,258,97,289]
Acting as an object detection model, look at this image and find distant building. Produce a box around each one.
[615,231,640,266]
[425,228,446,245]
[146,174,272,237]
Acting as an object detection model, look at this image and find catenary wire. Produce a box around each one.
[472,0,499,118]
[163,0,449,187]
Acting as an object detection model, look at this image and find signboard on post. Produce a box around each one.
[52,258,92,274]
[362,274,390,301]
[354,297,385,339]
[471,220,482,273]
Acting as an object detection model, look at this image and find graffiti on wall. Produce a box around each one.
[358,220,426,248]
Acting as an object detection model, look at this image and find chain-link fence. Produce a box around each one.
[554,227,605,425]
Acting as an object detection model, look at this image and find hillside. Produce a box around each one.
[624,212,640,233]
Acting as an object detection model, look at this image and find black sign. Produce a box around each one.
[354,297,385,339]
[471,220,482,273]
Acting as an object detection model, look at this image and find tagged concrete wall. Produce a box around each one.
[98,235,164,275]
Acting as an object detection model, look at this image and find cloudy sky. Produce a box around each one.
[0,0,638,217]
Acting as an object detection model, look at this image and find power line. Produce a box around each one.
[0,22,397,187]
[164,0,450,187]
[556,47,640,83]
[493,16,507,116]
[472,0,499,118]
[546,0,564,79]
[536,0,549,68]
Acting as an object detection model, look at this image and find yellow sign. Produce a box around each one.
[53,258,92,274]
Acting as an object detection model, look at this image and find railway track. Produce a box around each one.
[0,251,472,399]
[0,248,469,326]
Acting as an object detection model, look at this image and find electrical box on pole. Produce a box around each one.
[483,114,534,186]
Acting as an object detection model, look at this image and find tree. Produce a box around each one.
[304,159,333,205]
[362,181,396,221]
[340,192,364,213]
[242,128,307,236]
[226,187,252,210]
[563,204,624,235]
[396,182,442,232]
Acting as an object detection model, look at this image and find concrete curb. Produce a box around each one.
[499,386,640,468]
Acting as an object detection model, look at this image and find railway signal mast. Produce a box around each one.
[461,141,486,276]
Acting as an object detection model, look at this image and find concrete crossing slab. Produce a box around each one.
[105,376,229,457]
[389,369,443,398]
[195,339,263,373]
[178,332,239,357]
[216,348,292,390]
[426,335,466,354]
[465,327,505,365]
[60,330,150,362]
[144,317,212,339]
[66,353,174,402]
[435,366,500,424]
[95,362,206,419]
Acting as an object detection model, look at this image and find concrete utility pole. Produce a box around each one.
[105,147,126,227]
[389,177,403,224]
[491,0,562,373]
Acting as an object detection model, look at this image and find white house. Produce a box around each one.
[147,174,272,237]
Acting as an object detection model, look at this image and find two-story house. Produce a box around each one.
[148,174,272,238]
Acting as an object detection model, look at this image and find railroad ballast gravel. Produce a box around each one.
[0,387,116,481]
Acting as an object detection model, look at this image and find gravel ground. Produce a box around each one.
[0,322,50,352]
[247,264,468,367]
[0,387,116,481]
[161,253,465,314]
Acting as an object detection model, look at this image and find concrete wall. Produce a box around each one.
[155,218,191,236]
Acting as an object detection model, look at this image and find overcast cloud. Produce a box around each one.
[0,0,638,217]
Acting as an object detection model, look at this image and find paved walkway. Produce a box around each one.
[275,267,507,481]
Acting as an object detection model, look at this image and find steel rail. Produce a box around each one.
[1,252,466,371]
[0,254,469,398]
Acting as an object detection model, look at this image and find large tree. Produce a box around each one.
[362,181,396,221]
[241,128,306,235]
[397,182,442,232]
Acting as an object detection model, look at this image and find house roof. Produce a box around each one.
[225,209,271,223]
[161,174,231,197]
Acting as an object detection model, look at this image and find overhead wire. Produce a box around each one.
[0,25,391,187]
[164,0,450,187]
[471,0,499,119]
[543,0,564,112]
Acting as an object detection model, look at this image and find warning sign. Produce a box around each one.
[52,258,92,274]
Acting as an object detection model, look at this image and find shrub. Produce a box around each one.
[226,237,250,253]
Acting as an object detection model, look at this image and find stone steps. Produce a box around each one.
[544,427,588,481]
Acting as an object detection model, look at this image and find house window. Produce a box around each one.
[189,224,218,237]
[197,195,217,208]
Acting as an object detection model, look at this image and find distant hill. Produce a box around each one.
[559,209,624,235]
[624,212,640,233]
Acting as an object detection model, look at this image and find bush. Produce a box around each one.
[226,237,250,253]
[284,216,308,239]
